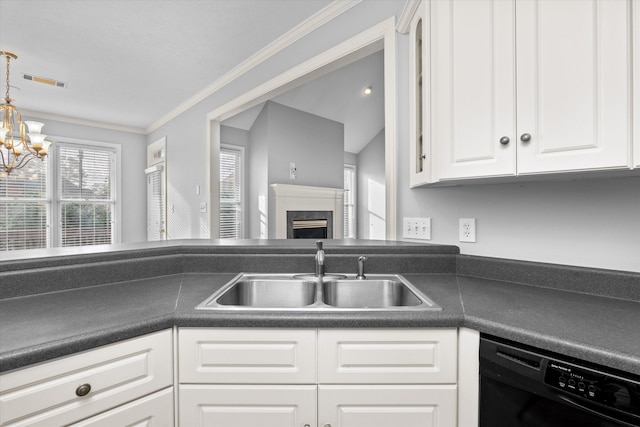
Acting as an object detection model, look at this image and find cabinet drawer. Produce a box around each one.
[0,330,173,427]
[68,387,174,427]
[318,329,457,384]
[179,384,316,427]
[178,328,316,384]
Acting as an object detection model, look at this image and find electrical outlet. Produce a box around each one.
[289,162,297,180]
[403,217,431,240]
[459,218,476,243]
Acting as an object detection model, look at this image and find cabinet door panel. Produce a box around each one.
[68,387,173,427]
[0,330,172,427]
[319,385,457,427]
[179,385,316,427]
[516,0,630,173]
[634,0,640,168]
[318,329,457,384]
[432,0,516,180]
[178,328,316,384]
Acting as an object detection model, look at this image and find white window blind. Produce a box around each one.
[344,165,356,239]
[146,165,166,241]
[58,144,115,247]
[219,146,242,239]
[0,160,49,251]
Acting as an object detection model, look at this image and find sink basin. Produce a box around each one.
[196,273,441,311]
[322,279,422,308]
[198,275,316,309]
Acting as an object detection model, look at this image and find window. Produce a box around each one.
[344,164,356,238]
[58,143,116,247]
[219,145,244,239]
[0,138,119,251]
[0,158,49,251]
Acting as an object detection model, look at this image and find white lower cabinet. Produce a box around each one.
[178,328,464,427]
[179,385,316,427]
[0,330,173,427]
[319,385,457,427]
[68,387,174,427]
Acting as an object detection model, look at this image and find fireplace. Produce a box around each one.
[271,184,344,239]
[287,210,333,239]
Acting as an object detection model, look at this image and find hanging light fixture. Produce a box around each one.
[0,51,51,175]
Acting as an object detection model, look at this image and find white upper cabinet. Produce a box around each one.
[634,1,640,168]
[427,0,632,183]
[431,0,516,180]
[516,0,630,174]
[409,0,433,186]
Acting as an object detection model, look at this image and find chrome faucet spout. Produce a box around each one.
[356,256,367,279]
[315,240,325,277]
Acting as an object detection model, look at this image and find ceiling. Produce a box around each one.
[222,49,384,154]
[0,0,335,132]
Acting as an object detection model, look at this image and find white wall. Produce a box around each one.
[24,116,147,244]
[147,0,640,273]
[357,128,385,240]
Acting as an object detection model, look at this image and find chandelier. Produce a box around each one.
[0,51,51,175]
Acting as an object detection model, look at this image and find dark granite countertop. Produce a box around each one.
[1,271,639,376]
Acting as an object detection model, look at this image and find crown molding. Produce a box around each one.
[20,109,146,135]
[397,0,422,34]
[145,0,362,134]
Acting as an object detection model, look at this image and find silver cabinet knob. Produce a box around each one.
[520,133,532,142]
[304,425,310,427]
[75,383,91,397]
[499,136,510,145]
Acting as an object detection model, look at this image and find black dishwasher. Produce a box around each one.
[480,335,640,427]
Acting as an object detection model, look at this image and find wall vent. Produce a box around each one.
[22,73,67,88]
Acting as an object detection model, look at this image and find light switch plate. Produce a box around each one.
[403,217,431,240]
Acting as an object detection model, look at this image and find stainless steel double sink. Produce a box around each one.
[196,273,441,311]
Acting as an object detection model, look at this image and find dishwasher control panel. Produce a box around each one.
[544,360,640,417]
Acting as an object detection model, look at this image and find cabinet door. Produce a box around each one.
[179,385,316,427]
[178,328,316,384]
[432,0,516,180]
[318,385,457,427]
[68,387,173,427]
[0,330,172,427]
[516,0,631,173]
[409,0,433,186]
[634,1,640,168]
[318,329,457,384]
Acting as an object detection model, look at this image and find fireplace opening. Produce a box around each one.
[287,210,333,239]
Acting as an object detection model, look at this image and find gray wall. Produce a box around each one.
[148,0,640,272]
[249,107,269,238]
[24,116,147,244]
[265,101,343,189]
[357,129,385,240]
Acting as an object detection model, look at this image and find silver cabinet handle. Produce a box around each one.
[520,133,532,142]
[75,383,91,397]
[499,136,510,145]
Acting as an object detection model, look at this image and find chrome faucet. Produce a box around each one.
[315,240,325,277]
[356,256,367,279]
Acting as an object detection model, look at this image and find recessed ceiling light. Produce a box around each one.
[363,86,372,95]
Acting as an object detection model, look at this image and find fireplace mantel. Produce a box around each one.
[271,184,345,239]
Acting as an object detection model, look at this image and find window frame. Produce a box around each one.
[219,143,245,239]
[50,137,122,247]
[344,163,357,239]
